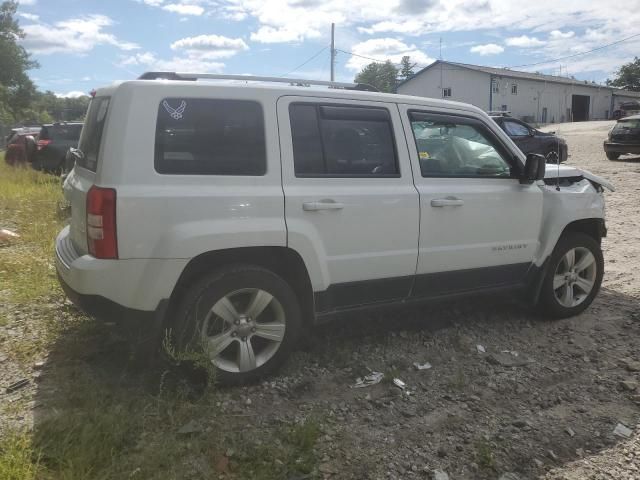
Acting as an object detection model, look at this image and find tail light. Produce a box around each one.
[37,139,51,150]
[86,185,118,259]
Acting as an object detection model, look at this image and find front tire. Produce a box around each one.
[171,265,302,385]
[606,152,620,160]
[538,232,604,319]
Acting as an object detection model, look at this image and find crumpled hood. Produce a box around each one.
[544,164,615,192]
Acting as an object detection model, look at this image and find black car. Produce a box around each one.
[490,114,568,163]
[32,122,83,173]
[604,115,640,160]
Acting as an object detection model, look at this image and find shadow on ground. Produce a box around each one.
[31,287,639,479]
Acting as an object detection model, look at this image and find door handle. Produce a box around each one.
[431,197,464,207]
[303,200,345,211]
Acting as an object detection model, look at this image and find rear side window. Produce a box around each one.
[78,97,110,172]
[155,98,266,175]
[289,103,398,177]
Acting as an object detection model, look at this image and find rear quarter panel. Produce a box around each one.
[100,82,286,260]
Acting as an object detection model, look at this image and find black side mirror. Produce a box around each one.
[521,153,546,184]
[528,129,535,137]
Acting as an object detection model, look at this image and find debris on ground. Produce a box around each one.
[0,228,19,245]
[486,351,535,367]
[619,380,638,391]
[565,427,576,437]
[413,361,432,370]
[612,423,633,438]
[177,419,204,435]
[351,371,384,388]
[5,378,29,393]
[619,358,640,372]
[476,344,486,353]
[393,378,407,390]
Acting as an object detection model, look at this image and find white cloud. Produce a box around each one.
[55,91,89,98]
[505,35,546,48]
[170,34,248,58]
[162,3,204,15]
[21,15,139,55]
[18,13,40,21]
[120,51,225,73]
[470,43,504,56]
[549,30,575,40]
[346,38,434,71]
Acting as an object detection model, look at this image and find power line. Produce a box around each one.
[335,48,429,69]
[506,32,640,68]
[281,45,329,77]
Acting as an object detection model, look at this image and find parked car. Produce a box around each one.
[603,115,640,160]
[490,113,568,163]
[32,122,83,173]
[56,73,613,384]
[4,127,40,166]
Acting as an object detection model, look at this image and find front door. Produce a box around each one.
[399,106,543,297]
[278,96,420,312]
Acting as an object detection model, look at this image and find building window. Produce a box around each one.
[492,80,499,94]
[289,103,399,177]
[442,87,452,98]
[501,104,508,112]
[511,84,518,95]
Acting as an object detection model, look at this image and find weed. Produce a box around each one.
[0,431,41,480]
[474,439,496,471]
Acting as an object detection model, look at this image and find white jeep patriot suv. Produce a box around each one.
[56,72,614,384]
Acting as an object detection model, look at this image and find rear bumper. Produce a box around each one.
[55,225,187,315]
[603,141,640,154]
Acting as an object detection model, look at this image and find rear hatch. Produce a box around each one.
[611,118,640,143]
[66,96,110,254]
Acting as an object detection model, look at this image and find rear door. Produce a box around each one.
[66,96,110,254]
[399,106,543,297]
[278,96,419,313]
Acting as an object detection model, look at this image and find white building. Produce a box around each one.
[396,61,640,123]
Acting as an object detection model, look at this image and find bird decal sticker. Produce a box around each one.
[162,100,187,120]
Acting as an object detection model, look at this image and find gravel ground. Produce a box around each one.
[1,120,639,479]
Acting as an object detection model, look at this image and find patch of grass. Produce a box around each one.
[0,431,41,480]
[233,418,321,479]
[446,367,467,390]
[0,157,66,302]
[474,439,496,471]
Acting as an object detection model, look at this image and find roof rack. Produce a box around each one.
[137,71,379,92]
[487,110,511,116]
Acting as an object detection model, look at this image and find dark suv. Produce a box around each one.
[604,115,640,160]
[490,114,568,163]
[32,122,83,173]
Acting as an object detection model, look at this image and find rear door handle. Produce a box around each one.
[431,197,464,207]
[303,200,345,211]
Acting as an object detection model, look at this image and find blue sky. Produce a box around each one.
[15,0,640,97]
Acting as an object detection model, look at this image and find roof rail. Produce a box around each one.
[137,71,379,92]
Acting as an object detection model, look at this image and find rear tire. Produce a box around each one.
[606,152,620,160]
[171,265,302,385]
[537,232,604,319]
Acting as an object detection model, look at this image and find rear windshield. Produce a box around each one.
[78,97,110,172]
[41,124,82,141]
[614,119,640,130]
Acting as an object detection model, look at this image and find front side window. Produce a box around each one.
[289,103,398,176]
[409,112,514,178]
[503,120,530,137]
[155,98,266,175]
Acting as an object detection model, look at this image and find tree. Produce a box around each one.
[399,56,416,80]
[0,1,38,123]
[354,61,399,93]
[607,57,640,91]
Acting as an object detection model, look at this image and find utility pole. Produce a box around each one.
[330,23,335,82]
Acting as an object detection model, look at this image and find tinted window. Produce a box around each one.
[78,97,110,172]
[49,124,82,141]
[155,98,266,175]
[614,119,640,130]
[503,120,530,136]
[290,103,398,176]
[409,113,513,178]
